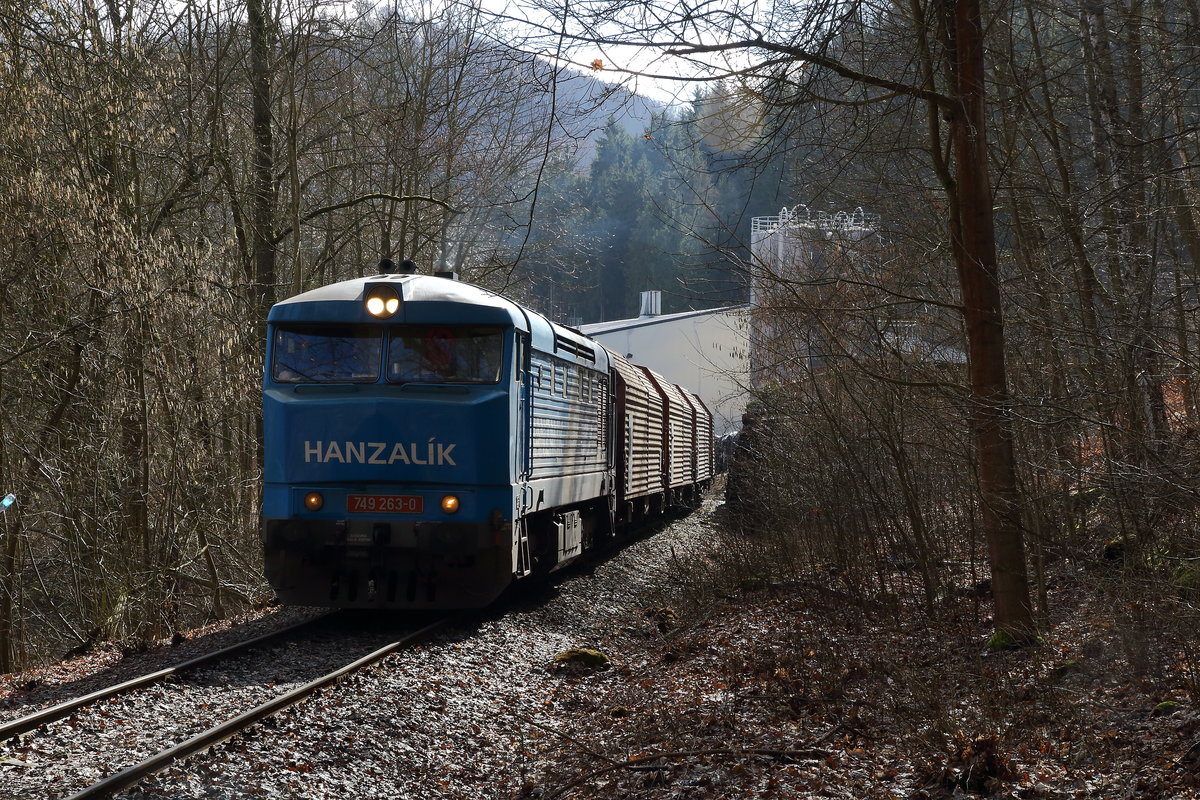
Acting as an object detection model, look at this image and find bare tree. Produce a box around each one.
[0,0,618,670]
[498,0,1037,640]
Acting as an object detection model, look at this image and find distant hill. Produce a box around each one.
[551,67,672,167]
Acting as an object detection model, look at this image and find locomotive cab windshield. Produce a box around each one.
[271,324,506,385]
[272,324,382,383]
[387,325,503,384]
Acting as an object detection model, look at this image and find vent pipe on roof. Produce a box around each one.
[639,290,662,317]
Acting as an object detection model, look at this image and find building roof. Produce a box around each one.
[580,304,748,337]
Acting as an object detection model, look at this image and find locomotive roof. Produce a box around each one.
[268,273,608,369]
[272,273,519,313]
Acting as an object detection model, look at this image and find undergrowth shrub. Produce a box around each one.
[723,376,979,612]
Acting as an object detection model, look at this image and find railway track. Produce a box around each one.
[0,613,450,800]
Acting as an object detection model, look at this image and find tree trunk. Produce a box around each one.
[951,0,1035,642]
[248,0,276,315]
[0,509,18,674]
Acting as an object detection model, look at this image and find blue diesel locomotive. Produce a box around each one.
[261,264,714,609]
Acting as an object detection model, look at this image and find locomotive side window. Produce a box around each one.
[517,334,530,384]
[272,325,382,383]
[387,325,504,384]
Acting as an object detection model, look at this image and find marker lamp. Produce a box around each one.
[304,492,324,512]
[364,284,400,319]
[440,495,460,514]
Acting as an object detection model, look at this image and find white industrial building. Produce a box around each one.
[748,205,884,384]
[578,206,901,435]
[747,204,963,378]
[581,291,750,436]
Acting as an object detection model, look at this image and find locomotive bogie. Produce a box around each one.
[262,517,511,607]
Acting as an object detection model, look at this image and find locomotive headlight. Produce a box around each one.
[364,284,400,319]
[304,492,324,512]
[440,495,460,514]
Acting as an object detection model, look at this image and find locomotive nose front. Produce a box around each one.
[261,287,519,609]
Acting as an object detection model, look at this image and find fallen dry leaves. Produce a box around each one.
[517,568,1200,800]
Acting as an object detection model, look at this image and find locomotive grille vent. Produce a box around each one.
[553,333,596,363]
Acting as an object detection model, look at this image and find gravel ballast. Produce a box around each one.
[0,499,717,800]
[10,486,1191,799]
[0,612,450,799]
[120,515,708,800]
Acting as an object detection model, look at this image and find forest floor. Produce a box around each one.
[3,482,1199,799]
[528,563,1200,799]
[507,488,1200,799]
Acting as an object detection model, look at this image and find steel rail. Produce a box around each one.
[0,612,331,742]
[61,616,450,800]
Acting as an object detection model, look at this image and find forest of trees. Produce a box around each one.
[1,0,1199,671]
[0,0,772,671]
[551,0,1200,650]
[515,96,783,322]
[0,0,608,671]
